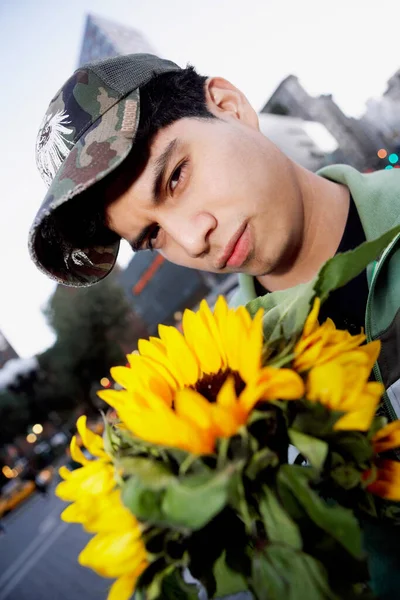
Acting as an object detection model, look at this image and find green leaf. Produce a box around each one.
[289,429,328,470]
[102,417,119,457]
[143,567,200,600]
[315,224,400,302]
[330,464,362,490]
[278,465,363,559]
[246,224,400,346]
[329,431,373,465]
[251,545,337,600]
[259,485,302,549]
[292,400,344,437]
[162,468,235,530]
[213,552,248,597]
[245,447,280,480]
[118,457,173,486]
[122,476,166,523]
[247,280,314,342]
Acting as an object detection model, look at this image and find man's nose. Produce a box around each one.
[165,211,217,258]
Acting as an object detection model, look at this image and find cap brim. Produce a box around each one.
[28,88,140,287]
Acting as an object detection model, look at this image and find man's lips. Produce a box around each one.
[216,222,251,269]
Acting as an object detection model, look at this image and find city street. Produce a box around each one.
[0,477,110,600]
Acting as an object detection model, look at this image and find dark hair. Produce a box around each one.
[40,66,214,264]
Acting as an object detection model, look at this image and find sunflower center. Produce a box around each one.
[193,369,245,403]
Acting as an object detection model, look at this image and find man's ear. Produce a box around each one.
[205,77,259,129]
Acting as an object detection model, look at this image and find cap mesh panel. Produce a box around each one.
[87,53,181,94]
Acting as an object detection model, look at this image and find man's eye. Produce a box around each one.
[169,160,188,193]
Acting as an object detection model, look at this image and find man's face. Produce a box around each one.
[106,84,303,278]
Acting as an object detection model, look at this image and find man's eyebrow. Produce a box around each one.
[152,138,178,202]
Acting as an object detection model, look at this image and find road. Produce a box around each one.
[0,475,252,600]
[0,477,111,600]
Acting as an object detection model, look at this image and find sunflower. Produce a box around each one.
[372,420,400,454]
[305,353,383,431]
[98,297,304,454]
[78,489,148,600]
[56,416,149,600]
[291,297,384,431]
[358,420,400,501]
[294,298,378,373]
[364,460,400,501]
[56,416,115,504]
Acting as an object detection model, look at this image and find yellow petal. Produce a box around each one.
[199,299,227,369]
[373,419,400,453]
[174,388,214,431]
[211,403,244,437]
[56,462,115,502]
[236,305,253,330]
[108,569,146,600]
[306,362,344,409]
[128,352,178,391]
[97,389,132,410]
[61,497,92,525]
[70,436,90,465]
[110,366,137,389]
[182,308,222,374]
[258,367,305,401]
[138,337,183,386]
[158,324,200,385]
[216,375,237,410]
[58,465,72,480]
[335,407,375,431]
[367,460,400,501]
[224,309,242,371]
[77,416,107,459]
[213,296,229,350]
[303,297,320,337]
[79,530,147,578]
[238,309,263,383]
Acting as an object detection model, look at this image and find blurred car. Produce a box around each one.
[35,466,55,495]
[35,466,54,486]
[0,479,36,517]
[49,432,68,447]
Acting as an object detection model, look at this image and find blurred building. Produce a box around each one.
[0,332,18,369]
[118,253,235,334]
[258,113,338,171]
[78,13,156,66]
[362,69,400,152]
[261,75,386,171]
[76,14,237,327]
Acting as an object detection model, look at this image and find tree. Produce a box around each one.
[43,274,147,414]
[0,388,30,445]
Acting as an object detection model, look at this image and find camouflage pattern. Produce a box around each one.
[28,54,181,287]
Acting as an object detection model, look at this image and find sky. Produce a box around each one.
[1,0,400,358]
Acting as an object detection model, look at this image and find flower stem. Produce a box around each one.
[217,438,229,470]
[179,454,198,476]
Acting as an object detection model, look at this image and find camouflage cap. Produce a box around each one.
[29,53,181,287]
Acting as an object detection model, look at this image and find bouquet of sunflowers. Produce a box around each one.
[56,227,400,600]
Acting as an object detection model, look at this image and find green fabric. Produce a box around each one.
[233,164,400,313]
[233,164,400,598]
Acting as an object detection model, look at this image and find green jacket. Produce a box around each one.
[232,164,400,599]
[233,164,400,422]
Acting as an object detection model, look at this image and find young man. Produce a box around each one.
[29,53,400,419]
[29,51,400,600]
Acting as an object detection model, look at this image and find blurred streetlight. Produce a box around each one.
[2,466,13,478]
[26,433,37,444]
[32,423,43,435]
